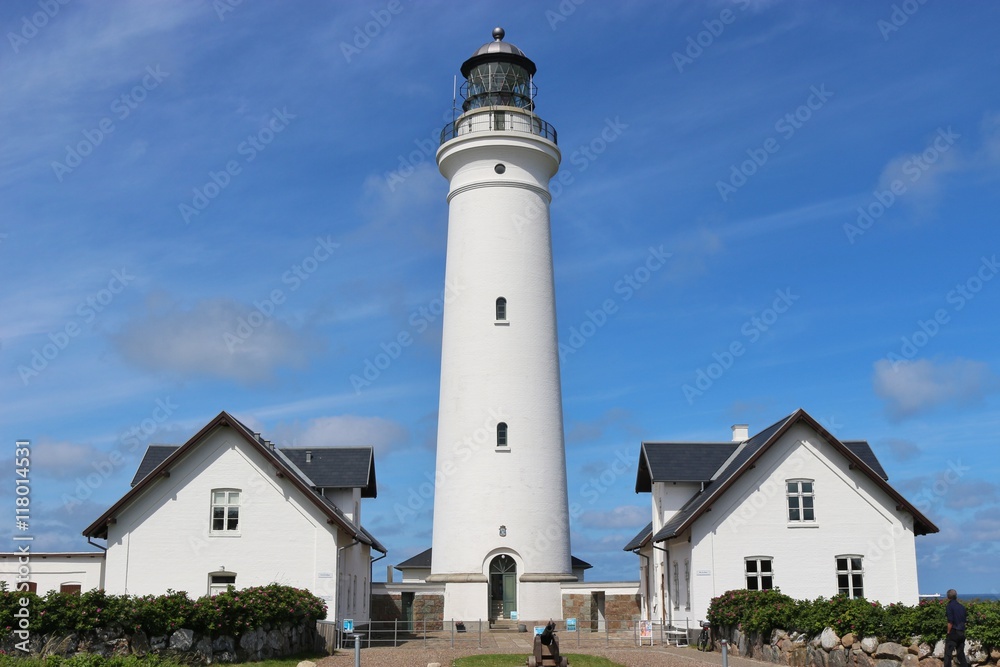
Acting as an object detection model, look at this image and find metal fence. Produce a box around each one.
[320,618,694,650]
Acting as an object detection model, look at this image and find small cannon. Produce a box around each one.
[527,622,568,667]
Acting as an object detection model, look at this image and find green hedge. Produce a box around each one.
[707,589,1000,647]
[0,584,326,639]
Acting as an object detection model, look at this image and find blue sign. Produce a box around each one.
[534,626,545,636]
[343,619,354,633]
[566,618,577,632]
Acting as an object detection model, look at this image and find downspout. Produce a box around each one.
[369,550,387,627]
[653,543,669,626]
[336,538,361,649]
[87,537,107,551]
[632,549,651,621]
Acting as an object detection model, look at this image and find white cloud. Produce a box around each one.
[29,438,109,480]
[873,358,999,420]
[276,415,409,455]
[113,296,322,383]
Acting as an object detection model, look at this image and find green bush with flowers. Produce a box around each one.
[708,589,998,646]
[0,584,326,639]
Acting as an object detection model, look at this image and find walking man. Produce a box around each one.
[944,589,969,667]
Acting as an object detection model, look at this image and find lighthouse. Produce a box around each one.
[427,28,574,623]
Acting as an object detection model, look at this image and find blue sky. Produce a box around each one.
[2,1,999,598]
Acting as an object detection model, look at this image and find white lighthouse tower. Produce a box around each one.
[428,28,574,623]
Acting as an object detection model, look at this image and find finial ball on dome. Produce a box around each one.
[492,27,505,41]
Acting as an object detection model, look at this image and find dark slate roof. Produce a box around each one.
[88,412,386,553]
[635,442,738,492]
[130,445,178,486]
[394,548,593,572]
[395,547,432,570]
[623,522,652,551]
[843,441,888,480]
[279,447,376,497]
[642,409,938,545]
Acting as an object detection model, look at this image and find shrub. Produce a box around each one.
[706,590,993,645]
[0,584,326,639]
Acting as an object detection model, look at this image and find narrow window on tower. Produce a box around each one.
[497,422,508,448]
[496,297,507,321]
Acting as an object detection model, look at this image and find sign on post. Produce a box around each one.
[343,619,354,633]
[566,618,577,632]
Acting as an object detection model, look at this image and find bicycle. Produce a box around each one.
[698,620,711,652]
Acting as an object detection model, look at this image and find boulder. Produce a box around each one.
[194,637,213,663]
[909,644,920,655]
[169,628,195,651]
[932,640,945,659]
[214,636,236,653]
[151,635,168,650]
[822,628,842,651]
[918,643,932,659]
[40,634,78,658]
[919,659,942,667]
[773,629,789,645]
[129,631,149,657]
[853,650,875,667]
[875,642,908,660]
[965,640,987,664]
[990,649,1000,662]
[862,637,880,654]
[830,648,849,667]
[843,634,856,648]
[903,654,920,667]
[876,660,902,667]
[296,662,317,667]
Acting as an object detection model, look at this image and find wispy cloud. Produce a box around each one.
[873,358,1000,420]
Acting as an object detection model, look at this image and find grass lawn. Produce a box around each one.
[453,655,625,667]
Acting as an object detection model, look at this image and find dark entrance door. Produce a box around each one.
[401,592,414,632]
[488,554,517,620]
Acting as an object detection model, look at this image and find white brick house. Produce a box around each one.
[74,411,385,625]
[625,409,937,627]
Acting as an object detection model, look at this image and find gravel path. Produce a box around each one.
[317,644,763,667]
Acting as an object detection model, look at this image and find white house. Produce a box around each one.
[0,552,105,594]
[73,411,385,626]
[624,408,938,628]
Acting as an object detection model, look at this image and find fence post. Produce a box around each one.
[423,618,426,647]
[722,638,730,667]
[352,633,361,667]
[479,618,482,648]
[393,619,397,648]
[451,618,455,648]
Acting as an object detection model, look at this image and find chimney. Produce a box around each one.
[306,450,313,464]
[386,565,394,583]
[732,424,749,442]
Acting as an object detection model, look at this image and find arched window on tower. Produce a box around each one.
[497,422,508,448]
[496,297,507,321]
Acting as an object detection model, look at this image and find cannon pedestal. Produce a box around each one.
[527,633,568,667]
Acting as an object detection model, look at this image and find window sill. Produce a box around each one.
[494,321,510,326]
[209,532,242,537]
[787,523,819,528]
[495,447,511,453]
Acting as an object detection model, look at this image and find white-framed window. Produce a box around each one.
[745,557,774,590]
[211,489,241,533]
[209,573,236,596]
[672,561,679,610]
[684,558,691,611]
[496,297,507,321]
[786,479,815,522]
[836,556,864,598]
[497,422,508,448]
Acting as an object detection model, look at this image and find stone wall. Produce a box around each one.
[0,622,322,664]
[370,593,444,631]
[715,625,999,667]
[561,593,642,630]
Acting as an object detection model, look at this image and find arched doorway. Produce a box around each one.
[489,554,517,620]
